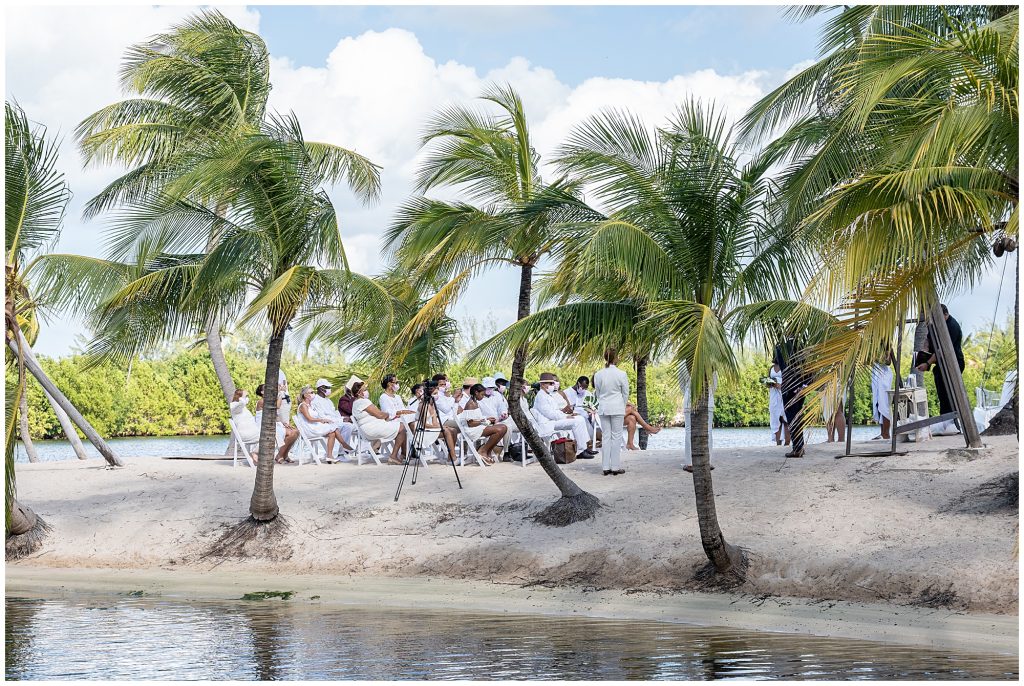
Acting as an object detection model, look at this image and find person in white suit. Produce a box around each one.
[593,348,630,476]
[533,373,595,459]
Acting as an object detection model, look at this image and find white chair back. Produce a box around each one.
[228,418,257,468]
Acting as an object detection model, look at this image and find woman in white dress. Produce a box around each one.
[767,363,789,446]
[350,381,407,464]
[871,359,894,440]
[229,389,261,461]
[297,385,346,462]
[379,374,417,429]
[255,383,298,464]
[462,384,507,464]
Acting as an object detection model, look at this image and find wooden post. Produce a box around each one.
[929,301,982,448]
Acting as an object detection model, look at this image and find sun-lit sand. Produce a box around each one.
[8,433,1018,651]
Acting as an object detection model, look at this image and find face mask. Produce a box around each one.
[241,393,248,402]
[394,383,401,392]
[485,388,493,397]
[361,390,369,399]
[553,381,561,391]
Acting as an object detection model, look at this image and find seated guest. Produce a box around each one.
[533,373,598,458]
[379,373,417,429]
[312,378,354,453]
[426,382,459,462]
[337,375,361,421]
[407,383,424,414]
[463,383,508,464]
[432,373,458,428]
[296,385,349,462]
[255,383,298,464]
[350,380,407,465]
[229,389,260,455]
[565,375,600,444]
[492,372,509,396]
[456,376,478,410]
[623,402,661,451]
[479,377,514,454]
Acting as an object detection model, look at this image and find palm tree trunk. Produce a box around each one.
[636,354,650,449]
[207,321,235,404]
[248,327,285,522]
[43,389,89,460]
[7,330,123,467]
[17,384,39,463]
[506,262,599,526]
[689,385,743,573]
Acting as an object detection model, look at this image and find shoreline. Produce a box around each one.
[8,434,1018,642]
[6,565,1017,656]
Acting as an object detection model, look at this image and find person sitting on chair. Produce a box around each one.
[533,373,597,459]
[255,383,298,464]
[379,373,417,430]
[297,385,348,462]
[871,356,894,440]
[623,402,661,451]
[350,381,408,465]
[463,383,508,464]
[229,388,261,460]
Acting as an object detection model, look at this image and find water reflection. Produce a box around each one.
[4,596,1018,680]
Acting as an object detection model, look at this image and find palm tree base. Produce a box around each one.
[6,515,51,561]
[203,515,291,560]
[531,491,601,527]
[693,544,748,587]
[982,391,1018,437]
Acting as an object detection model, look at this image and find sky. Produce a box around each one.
[6,3,1016,358]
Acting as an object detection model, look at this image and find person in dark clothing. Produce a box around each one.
[917,304,965,428]
[774,336,811,458]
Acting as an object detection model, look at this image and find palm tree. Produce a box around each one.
[75,9,380,405]
[531,102,811,572]
[55,113,374,529]
[384,84,599,525]
[5,101,123,469]
[740,7,1018,437]
[299,267,459,385]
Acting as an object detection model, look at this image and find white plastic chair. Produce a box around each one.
[228,419,257,468]
[455,412,490,467]
[350,414,396,466]
[293,416,327,466]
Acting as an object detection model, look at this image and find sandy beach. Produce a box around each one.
[7,434,1019,652]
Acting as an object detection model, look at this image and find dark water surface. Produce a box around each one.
[4,595,1017,680]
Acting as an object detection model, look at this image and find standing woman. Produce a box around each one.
[767,363,789,446]
[593,348,630,476]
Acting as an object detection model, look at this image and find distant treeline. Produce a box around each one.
[12,323,1014,440]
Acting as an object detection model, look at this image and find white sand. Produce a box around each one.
[8,433,1019,648]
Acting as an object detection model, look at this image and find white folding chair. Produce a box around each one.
[293,416,326,466]
[228,419,257,468]
[455,412,490,467]
[350,415,396,466]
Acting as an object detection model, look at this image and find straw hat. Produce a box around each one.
[462,376,478,387]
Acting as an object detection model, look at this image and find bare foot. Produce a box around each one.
[649,426,661,434]
[625,444,640,451]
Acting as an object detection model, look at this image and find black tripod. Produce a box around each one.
[394,389,462,502]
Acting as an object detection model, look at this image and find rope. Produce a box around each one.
[980,255,1010,392]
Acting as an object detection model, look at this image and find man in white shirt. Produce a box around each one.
[431,373,458,427]
[312,378,354,450]
[533,372,597,458]
[564,375,600,444]
[478,377,515,455]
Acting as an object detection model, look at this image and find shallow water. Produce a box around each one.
[15,426,883,463]
[3,595,1017,680]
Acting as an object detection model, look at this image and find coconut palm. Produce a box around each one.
[384,84,598,524]
[5,101,123,470]
[52,113,379,526]
[75,9,381,405]
[531,102,811,572]
[740,7,1018,435]
[299,267,459,385]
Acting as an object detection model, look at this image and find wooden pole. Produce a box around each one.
[928,301,982,448]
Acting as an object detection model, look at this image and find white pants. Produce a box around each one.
[599,414,624,470]
[552,416,589,454]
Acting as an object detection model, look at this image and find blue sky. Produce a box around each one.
[6,4,1014,358]
[255,4,825,84]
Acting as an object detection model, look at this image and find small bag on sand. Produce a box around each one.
[551,437,576,464]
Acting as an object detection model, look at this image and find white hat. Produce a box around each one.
[315,378,332,389]
[482,376,496,388]
[492,371,508,383]
[344,375,362,391]
[278,369,286,383]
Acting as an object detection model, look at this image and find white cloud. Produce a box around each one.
[8,7,1005,357]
